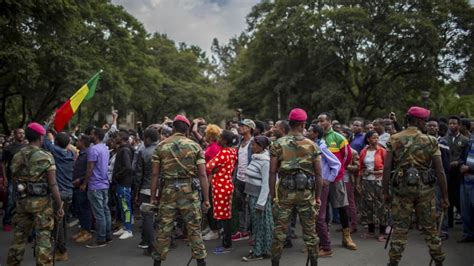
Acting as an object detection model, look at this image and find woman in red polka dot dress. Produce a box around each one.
[206,130,238,254]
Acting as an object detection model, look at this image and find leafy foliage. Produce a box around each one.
[0,0,220,133]
[218,0,474,122]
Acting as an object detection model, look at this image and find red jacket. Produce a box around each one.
[358,145,386,178]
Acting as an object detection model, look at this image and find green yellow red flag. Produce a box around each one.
[54,70,102,131]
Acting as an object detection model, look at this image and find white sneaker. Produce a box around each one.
[203,230,219,241]
[119,231,133,240]
[202,227,211,236]
[113,228,125,236]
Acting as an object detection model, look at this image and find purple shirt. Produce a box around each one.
[87,143,110,191]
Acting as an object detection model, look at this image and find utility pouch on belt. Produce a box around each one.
[192,178,201,192]
[27,182,49,196]
[16,183,27,199]
[307,176,315,190]
[421,169,436,185]
[282,177,296,190]
[294,172,308,190]
[405,167,419,186]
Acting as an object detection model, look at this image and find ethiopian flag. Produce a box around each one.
[54,70,102,132]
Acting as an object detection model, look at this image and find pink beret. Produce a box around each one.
[173,115,190,126]
[407,106,430,120]
[288,108,308,122]
[27,122,46,136]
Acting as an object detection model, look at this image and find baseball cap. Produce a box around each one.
[239,119,256,130]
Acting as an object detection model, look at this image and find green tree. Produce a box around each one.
[225,0,474,121]
[0,0,222,133]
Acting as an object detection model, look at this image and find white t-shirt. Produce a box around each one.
[363,150,376,181]
[237,140,251,182]
[378,133,390,148]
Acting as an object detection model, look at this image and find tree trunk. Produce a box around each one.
[19,95,27,128]
[1,88,10,134]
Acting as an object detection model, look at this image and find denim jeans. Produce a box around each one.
[116,185,133,231]
[2,182,15,226]
[73,188,91,231]
[88,189,112,242]
[460,182,474,238]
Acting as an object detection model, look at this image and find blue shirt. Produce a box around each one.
[43,138,75,196]
[461,134,474,184]
[350,132,365,154]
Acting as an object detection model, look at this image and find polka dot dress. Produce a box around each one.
[206,147,237,220]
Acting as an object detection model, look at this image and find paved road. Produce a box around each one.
[1,221,473,265]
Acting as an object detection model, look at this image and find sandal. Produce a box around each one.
[378,234,387,242]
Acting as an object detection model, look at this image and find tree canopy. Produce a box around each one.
[0,0,220,134]
[1,0,473,134]
[216,0,474,122]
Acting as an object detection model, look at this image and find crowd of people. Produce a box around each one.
[0,107,473,266]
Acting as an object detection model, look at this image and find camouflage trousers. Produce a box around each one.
[7,200,54,266]
[271,185,320,260]
[152,181,207,261]
[389,183,445,263]
[360,179,388,225]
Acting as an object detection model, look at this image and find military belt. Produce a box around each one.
[163,178,201,192]
[393,167,436,187]
[163,178,192,184]
[280,173,315,191]
[16,181,50,198]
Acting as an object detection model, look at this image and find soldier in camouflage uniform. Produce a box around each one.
[7,122,64,266]
[150,115,210,266]
[383,107,449,266]
[269,108,323,266]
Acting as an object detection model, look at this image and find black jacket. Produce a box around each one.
[134,142,158,192]
[112,143,133,187]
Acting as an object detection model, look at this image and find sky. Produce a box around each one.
[112,0,473,56]
[112,0,260,55]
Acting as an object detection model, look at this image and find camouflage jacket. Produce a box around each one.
[11,145,55,212]
[152,133,205,180]
[11,145,56,183]
[387,127,440,170]
[270,132,321,176]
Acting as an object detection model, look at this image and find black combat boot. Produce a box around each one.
[153,260,161,266]
[197,258,206,266]
[387,261,398,266]
[271,259,279,266]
